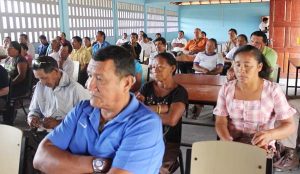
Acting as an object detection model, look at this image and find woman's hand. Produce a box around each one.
[135,92,145,102]
[251,130,272,149]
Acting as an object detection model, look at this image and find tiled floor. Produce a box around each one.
[3,78,300,174]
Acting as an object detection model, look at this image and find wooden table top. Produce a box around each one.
[180,84,221,105]
[174,74,227,86]
[175,54,195,62]
[289,58,300,68]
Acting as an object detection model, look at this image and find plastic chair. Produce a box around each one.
[72,60,80,82]
[0,124,26,174]
[186,141,271,174]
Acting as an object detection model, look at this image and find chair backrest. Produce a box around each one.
[272,64,280,83]
[190,141,267,174]
[0,124,25,174]
[72,60,80,82]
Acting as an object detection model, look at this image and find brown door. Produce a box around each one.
[269,0,300,76]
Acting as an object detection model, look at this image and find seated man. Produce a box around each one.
[27,56,90,130]
[122,32,142,62]
[58,43,74,78]
[222,28,238,57]
[171,30,187,53]
[139,33,156,60]
[184,28,207,55]
[38,35,49,56]
[33,46,165,174]
[149,37,174,66]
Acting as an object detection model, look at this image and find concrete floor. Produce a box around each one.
[3,78,300,174]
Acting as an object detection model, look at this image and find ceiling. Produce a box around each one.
[145,0,270,6]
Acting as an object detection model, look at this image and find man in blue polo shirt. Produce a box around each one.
[92,30,110,56]
[33,46,165,174]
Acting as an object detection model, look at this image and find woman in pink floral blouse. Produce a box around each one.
[214,45,296,150]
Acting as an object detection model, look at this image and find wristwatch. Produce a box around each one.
[92,158,109,173]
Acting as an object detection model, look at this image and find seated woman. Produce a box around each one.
[214,45,296,151]
[4,41,29,98]
[136,52,188,174]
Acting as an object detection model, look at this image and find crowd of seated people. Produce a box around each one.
[0,26,299,173]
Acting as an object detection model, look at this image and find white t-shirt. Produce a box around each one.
[49,51,60,61]
[259,22,268,31]
[139,40,156,58]
[27,43,36,58]
[225,46,238,60]
[171,37,187,52]
[193,52,224,73]
[116,38,128,46]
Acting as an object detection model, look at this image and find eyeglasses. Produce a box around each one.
[32,59,51,67]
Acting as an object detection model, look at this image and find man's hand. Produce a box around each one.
[27,116,41,128]
[42,117,61,129]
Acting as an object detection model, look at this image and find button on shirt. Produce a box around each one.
[47,94,165,174]
[28,71,90,120]
[92,41,111,56]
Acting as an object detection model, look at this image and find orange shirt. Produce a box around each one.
[184,38,207,53]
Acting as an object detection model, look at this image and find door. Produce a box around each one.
[269,0,300,76]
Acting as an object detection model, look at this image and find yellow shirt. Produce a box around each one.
[85,46,92,55]
[70,47,91,70]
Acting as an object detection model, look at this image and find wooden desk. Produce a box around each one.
[174,74,227,86]
[286,58,300,96]
[180,84,221,105]
[175,54,195,63]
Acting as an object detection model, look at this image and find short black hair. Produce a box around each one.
[154,37,166,45]
[20,34,28,40]
[32,56,58,73]
[131,32,138,39]
[97,31,106,41]
[233,45,272,80]
[62,43,73,54]
[20,43,28,51]
[39,35,47,40]
[229,28,237,35]
[61,32,66,37]
[208,38,217,48]
[93,46,135,77]
[72,36,82,44]
[179,30,184,35]
[238,34,248,43]
[251,31,268,44]
[142,33,148,39]
[84,36,91,41]
[154,52,177,75]
[10,41,22,54]
[201,31,207,37]
[155,33,161,37]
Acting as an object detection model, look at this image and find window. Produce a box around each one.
[68,0,114,39]
[166,10,178,32]
[0,0,60,43]
[117,2,144,36]
[147,7,164,34]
